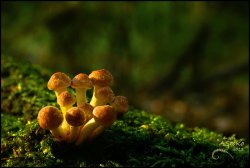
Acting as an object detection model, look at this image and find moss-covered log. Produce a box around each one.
[1,55,249,167]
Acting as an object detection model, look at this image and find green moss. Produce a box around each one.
[1,55,249,167]
[1,55,57,120]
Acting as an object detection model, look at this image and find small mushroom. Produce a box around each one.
[66,107,85,142]
[90,86,114,107]
[89,69,113,87]
[37,106,64,141]
[57,91,76,140]
[78,103,94,125]
[71,73,92,107]
[111,96,129,114]
[47,72,71,99]
[57,91,76,113]
[90,96,128,139]
[89,69,113,106]
[75,105,116,145]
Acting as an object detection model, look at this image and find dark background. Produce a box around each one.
[1,1,249,141]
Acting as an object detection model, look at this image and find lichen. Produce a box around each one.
[1,55,249,167]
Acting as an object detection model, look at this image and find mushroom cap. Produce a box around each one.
[78,103,94,123]
[37,106,63,130]
[95,86,115,103]
[57,91,76,107]
[111,96,129,113]
[88,69,113,86]
[47,72,71,91]
[93,105,117,127]
[71,73,92,89]
[66,107,85,127]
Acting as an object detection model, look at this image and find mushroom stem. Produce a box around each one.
[54,88,67,100]
[69,126,81,142]
[90,86,100,106]
[50,128,64,141]
[60,105,72,115]
[90,96,104,107]
[75,118,100,145]
[60,120,70,140]
[75,88,87,106]
[88,125,106,140]
[57,91,76,141]
[59,105,72,140]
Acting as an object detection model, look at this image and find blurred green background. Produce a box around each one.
[1,2,249,140]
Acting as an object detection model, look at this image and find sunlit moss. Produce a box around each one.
[1,55,249,167]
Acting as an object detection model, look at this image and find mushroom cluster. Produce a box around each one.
[37,69,128,145]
